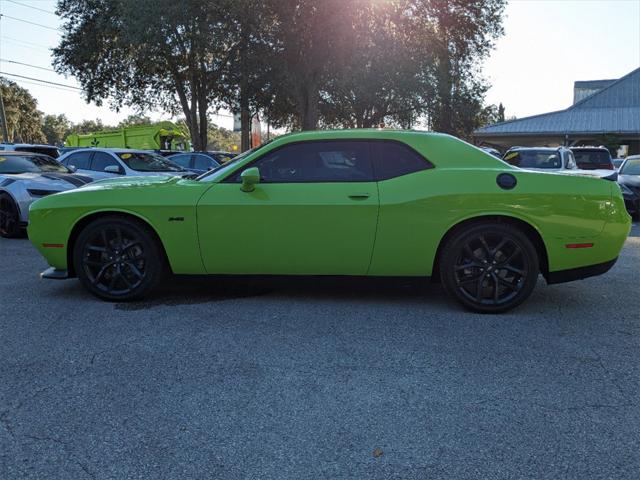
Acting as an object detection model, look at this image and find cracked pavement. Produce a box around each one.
[1,222,639,479]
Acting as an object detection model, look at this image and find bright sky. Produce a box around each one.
[484,0,640,118]
[1,0,639,126]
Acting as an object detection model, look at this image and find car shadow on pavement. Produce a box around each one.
[115,275,444,311]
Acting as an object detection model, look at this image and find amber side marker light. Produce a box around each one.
[565,243,594,249]
[42,243,64,248]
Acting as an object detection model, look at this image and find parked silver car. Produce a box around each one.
[57,148,188,181]
[0,151,92,237]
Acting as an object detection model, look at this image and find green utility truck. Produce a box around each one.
[65,121,191,151]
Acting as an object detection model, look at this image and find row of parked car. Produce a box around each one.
[0,143,237,238]
[482,145,640,220]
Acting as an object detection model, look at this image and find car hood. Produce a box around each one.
[0,172,93,189]
[79,174,180,191]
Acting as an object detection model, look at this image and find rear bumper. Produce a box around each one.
[545,257,617,285]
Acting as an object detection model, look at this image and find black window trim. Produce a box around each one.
[220,138,434,184]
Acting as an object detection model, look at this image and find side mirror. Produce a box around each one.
[240,167,260,192]
[104,165,123,175]
[67,165,77,173]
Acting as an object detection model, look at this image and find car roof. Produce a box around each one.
[0,143,58,149]
[506,146,562,152]
[570,146,609,151]
[62,147,153,154]
[0,150,50,156]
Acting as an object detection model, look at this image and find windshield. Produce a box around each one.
[117,152,184,172]
[572,150,612,166]
[503,150,562,169]
[197,141,273,181]
[212,152,237,163]
[620,159,640,175]
[0,154,70,174]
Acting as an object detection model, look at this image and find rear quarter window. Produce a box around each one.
[371,141,433,180]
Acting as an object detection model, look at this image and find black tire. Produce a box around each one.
[73,216,167,301]
[439,222,540,314]
[0,193,22,238]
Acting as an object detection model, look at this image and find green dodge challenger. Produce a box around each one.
[28,130,631,313]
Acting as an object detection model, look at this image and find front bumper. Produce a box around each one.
[41,267,69,280]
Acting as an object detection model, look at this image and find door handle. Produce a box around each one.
[348,193,370,200]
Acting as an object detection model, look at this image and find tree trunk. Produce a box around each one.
[434,45,453,134]
[239,17,251,152]
[298,85,319,131]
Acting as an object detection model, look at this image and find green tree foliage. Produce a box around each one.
[42,114,72,145]
[416,0,506,138]
[69,119,111,135]
[207,124,241,152]
[0,78,46,144]
[497,103,505,122]
[54,0,506,144]
[54,0,232,150]
[117,114,153,128]
[319,1,434,129]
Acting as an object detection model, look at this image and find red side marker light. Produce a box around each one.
[565,243,594,249]
[42,243,64,248]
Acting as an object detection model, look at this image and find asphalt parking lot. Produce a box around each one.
[1,223,639,479]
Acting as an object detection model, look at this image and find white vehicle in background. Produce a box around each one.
[57,148,189,181]
[502,146,617,180]
[502,147,578,171]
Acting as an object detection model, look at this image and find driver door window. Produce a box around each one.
[91,152,121,172]
[230,141,374,183]
[64,152,92,170]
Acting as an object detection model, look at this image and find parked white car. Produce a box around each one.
[57,148,188,181]
[502,147,617,180]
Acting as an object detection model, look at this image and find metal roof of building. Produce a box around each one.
[476,67,640,136]
[574,79,617,90]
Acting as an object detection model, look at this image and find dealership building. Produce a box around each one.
[474,67,640,155]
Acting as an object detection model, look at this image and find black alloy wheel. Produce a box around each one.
[0,193,21,238]
[440,223,539,313]
[73,217,166,301]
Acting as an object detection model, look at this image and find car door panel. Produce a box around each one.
[197,140,379,275]
[197,182,378,275]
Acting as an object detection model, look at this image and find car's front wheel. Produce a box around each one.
[440,222,540,313]
[73,216,166,301]
[0,193,22,238]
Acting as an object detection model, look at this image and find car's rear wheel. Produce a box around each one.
[73,216,166,301]
[440,222,539,313]
[0,193,21,238]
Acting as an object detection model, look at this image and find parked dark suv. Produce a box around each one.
[570,147,615,170]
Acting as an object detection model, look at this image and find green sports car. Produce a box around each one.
[27,130,631,313]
